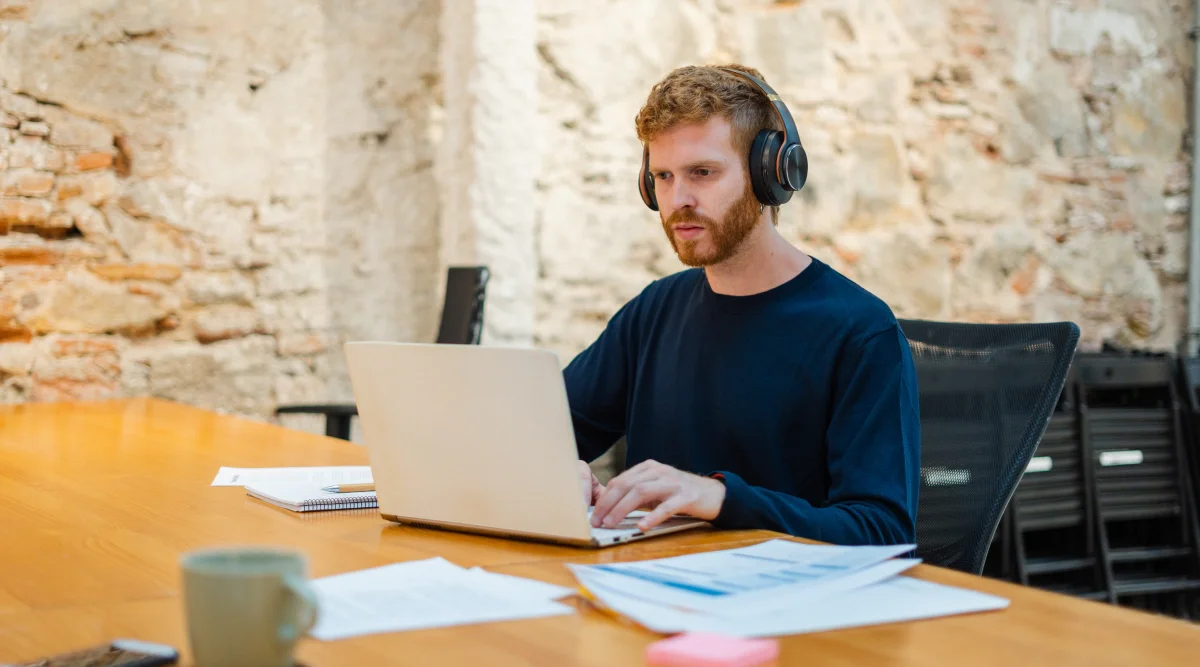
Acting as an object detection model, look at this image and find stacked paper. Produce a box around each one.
[568,540,1009,636]
[311,557,575,641]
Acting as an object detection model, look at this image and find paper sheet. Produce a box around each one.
[573,558,917,617]
[311,558,574,641]
[568,539,916,616]
[466,567,574,601]
[210,466,373,487]
[576,570,1009,636]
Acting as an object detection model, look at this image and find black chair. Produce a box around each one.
[899,319,1080,574]
[275,266,490,440]
[1006,366,1110,600]
[1177,356,1200,521]
[1075,353,1200,610]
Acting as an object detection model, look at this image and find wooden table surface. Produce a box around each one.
[1,398,1197,666]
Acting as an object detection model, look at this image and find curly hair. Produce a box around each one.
[634,63,782,160]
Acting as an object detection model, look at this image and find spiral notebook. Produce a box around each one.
[245,480,378,512]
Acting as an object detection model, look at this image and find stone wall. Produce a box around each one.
[0,0,441,417]
[533,0,1195,360]
[0,0,1196,420]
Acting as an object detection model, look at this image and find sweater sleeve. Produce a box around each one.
[562,297,641,463]
[709,325,921,546]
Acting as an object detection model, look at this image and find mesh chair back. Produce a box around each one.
[899,320,1080,573]
[436,266,490,345]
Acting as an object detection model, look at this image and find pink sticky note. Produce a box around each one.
[645,632,779,667]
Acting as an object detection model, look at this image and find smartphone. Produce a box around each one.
[11,639,179,667]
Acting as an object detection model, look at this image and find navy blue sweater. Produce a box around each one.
[562,257,920,545]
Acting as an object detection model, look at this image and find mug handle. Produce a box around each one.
[278,573,320,643]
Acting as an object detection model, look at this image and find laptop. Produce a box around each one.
[343,341,708,547]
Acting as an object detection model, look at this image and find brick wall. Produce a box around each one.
[0,1,441,421]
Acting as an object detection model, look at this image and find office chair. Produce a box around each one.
[1074,353,1200,610]
[275,266,490,440]
[899,319,1080,574]
[1006,365,1110,600]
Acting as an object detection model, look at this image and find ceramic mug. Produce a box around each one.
[180,547,318,667]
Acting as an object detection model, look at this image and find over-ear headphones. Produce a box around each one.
[638,67,808,212]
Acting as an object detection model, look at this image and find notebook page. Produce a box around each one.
[244,481,375,505]
[211,466,372,487]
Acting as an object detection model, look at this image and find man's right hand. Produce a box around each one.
[578,459,605,507]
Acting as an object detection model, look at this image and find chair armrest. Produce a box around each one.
[275,403,358,417]
[275,403,358,441]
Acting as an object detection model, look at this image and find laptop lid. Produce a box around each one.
[344,342,594,543]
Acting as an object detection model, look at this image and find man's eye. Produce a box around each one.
[655,172,671,181]
[694,169,712,177]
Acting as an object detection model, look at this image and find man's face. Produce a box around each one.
[647,116,762,267]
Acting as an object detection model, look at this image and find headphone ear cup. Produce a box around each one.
[639,148,659,211]
[749,130,791,207]
[783,142,808,192]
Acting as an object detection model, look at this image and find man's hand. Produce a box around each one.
[590,459,726,532]
[578,460,605,507]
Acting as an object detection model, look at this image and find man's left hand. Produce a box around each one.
[589,459,726,532]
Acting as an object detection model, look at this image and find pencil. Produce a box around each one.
[321,483,375,493]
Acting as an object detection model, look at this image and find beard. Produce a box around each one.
[661,183,762,268]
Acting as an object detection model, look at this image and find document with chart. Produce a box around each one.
[569,539,917,616]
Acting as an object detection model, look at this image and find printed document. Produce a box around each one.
[569,539,916,615]
[311,557,573,641]
[574,566,1009,636]
[210,466,372,487]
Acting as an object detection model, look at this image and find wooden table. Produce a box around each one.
[1,399,1197,666]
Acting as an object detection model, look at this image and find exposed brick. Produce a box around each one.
[30,378,120,402]
[18,121,49,137]
[45,211,74,229]
[1,170,54,197]
[55,172,116,206]
[0,113,17,129]
[0,90,39,120]
[1009,257,1041,296]
[51,337,120,356]
[22,268,171,335]
[0,326,32,344]
[0,342,34,375]
[0,4,29,20]
[0,245,60,265]
[181,271,255,305]
[75,152,114,171]
[41,107,114,149]
[194,306,261,344]
[0,198,51,227]
[89,263,183,283]
[56,180,84,201]
[276,331,337,356]
[8,137,66,172]
[126,283,166,298]
[20,171,53,197]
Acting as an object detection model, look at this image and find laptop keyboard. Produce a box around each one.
[586,508,645,538]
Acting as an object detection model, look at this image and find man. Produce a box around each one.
[564,64,921,546]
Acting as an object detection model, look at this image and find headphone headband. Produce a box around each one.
[717,68,803,190]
